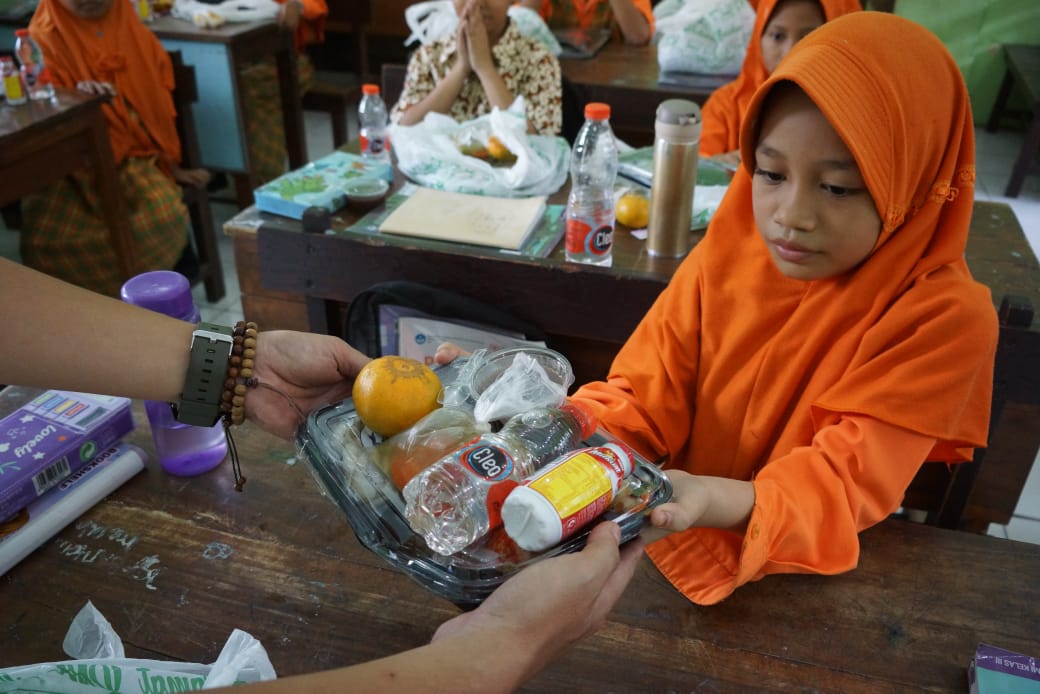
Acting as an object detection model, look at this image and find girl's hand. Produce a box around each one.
[171,165,211,189]
[454,6,471,75]
[463,0,495,76]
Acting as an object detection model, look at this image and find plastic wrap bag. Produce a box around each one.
[0,601,276,692]
[171,0,280,24]
[403,0,561,55]
[472,352,571,424]
[654,0,754,75]
[388,100,570,197]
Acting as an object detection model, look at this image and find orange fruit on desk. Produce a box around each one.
[352,356,443,437]
[616,192,650,229]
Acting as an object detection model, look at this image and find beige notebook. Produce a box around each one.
[378,187,547,251]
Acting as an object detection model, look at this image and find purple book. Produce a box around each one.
[0,390,135,521]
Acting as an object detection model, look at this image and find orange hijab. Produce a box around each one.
[574,13,996,603]
[30,0,181,172]
[699,0,860,157]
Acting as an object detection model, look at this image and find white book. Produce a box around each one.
[397,316,545,365]
[0,442,147,576]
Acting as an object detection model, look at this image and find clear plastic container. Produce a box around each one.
[358,83,391,171]
[295,354,672,608]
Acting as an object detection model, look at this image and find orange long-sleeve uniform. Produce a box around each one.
[533,0,654,38]
[699,0,860,158]
[572,12,997,605]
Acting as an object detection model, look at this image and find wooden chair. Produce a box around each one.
[301,0,372,149]
[169,50,226,303]
[381,63,407,114]
[985,44,1040,198]
[900,295,1040,531]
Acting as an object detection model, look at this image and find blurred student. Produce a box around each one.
[699,0,860,170]
[24,0,208,297]
[1,256,644,691]
[518,0,654,46]
[391,0,562,136]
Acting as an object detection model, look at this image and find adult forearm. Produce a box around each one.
[0,259,192,403]
[609,0,651,45]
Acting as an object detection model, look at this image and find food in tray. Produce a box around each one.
[352,355,443,438]
[458,135,518,166]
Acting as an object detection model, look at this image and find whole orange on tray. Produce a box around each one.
[352,356,443,437]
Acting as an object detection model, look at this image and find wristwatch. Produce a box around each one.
[173,322,234,427]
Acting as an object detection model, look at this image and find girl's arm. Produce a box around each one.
[608,0,652,45]
[395,26,471,126]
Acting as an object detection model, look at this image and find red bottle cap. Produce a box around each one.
[584,103,610,120]
[362,83,380,96]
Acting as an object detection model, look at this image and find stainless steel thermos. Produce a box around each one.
[647,99,702,257]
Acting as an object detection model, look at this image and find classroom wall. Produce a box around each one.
[893,0,1039,125]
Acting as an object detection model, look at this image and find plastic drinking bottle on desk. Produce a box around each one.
[402,404,596,556]
[14,29,54,100]
[647,99,701,257]
[120,271,229,476]
[566,103,618,267]
[358,83,391,174]
[1,56,27,105]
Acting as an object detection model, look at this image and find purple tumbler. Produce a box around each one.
[120,271,228,476]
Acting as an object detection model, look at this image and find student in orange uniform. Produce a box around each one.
[518,0,653,45]
[392,0,562,136]
[699,0,860,169]
[23,0,208,297]
[563,12,998,604]
[239,0,326,186]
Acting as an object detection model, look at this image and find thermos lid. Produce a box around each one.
[656,99,701,127]
[120,270,194,319]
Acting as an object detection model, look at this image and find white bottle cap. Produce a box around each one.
[502,485,563,552]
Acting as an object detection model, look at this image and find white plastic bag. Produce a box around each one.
[0,601,276,692]
[171,0,280,24]
[389,99,570,197]
[403,0,561,55]
[654,0,754,75]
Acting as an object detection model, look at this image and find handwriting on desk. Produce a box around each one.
[53,518,163,590]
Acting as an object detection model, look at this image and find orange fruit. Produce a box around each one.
[486,135,515,162]
[616,192,650,229]
[352,356,442,437]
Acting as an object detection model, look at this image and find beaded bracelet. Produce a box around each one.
[220,320,258,427]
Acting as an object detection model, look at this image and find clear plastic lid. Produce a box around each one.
[295,353,672,608]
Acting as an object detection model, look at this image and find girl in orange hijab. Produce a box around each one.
[23,0,207,296]
[699,0,860,169]
[569,11,997,605]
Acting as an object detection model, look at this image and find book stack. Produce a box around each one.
[0,390,146,575]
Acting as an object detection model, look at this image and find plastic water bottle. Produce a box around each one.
[120,271,229,477]
[565,102,618,267]
[402,403,596,556]
[358,83,391,166]
[1,56,27,105]
[14,29,54,100]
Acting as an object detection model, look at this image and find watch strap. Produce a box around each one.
[174,322,234,427]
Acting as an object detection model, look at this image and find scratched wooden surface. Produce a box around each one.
[1,386,1038,691]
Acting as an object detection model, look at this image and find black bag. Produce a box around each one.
[343,281,546,358]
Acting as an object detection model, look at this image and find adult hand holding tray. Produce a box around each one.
[377,187,547,251]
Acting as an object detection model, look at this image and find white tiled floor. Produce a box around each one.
[2,115,1038,543]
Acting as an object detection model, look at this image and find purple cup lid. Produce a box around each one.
[120,271,195,320]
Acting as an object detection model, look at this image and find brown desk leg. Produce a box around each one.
[1005,113,1040,198]
[986,67,1014,133]
[84,108,138,280]
[275,40,306,169]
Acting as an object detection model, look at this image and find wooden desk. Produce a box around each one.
[561,43,731,146]
[152,16,305,180]
[0,88,137,279]
[0,388,1036,690]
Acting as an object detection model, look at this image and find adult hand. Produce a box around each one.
[432,522,643,678]
[249,331,370,438]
